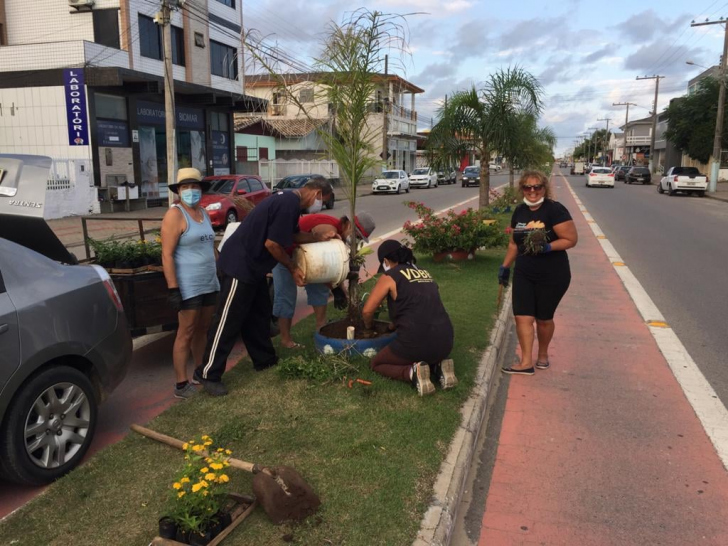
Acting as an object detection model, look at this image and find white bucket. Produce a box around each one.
[293,239,350,287]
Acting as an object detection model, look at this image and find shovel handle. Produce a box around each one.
[131,424,256,474]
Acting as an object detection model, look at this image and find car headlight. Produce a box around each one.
[205,203,222,211]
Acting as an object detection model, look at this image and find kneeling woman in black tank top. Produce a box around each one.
[362,240,457,397]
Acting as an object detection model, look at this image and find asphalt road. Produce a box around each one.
[560,167,728,406]
[0,172,511,518]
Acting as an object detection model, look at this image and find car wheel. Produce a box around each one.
[226,209,237,225]
[657,183,664,194]
[396,184,401,195]
[698,190,706,197]
[405,186,410,193]
[668,183,676,196]
[462,182,466,188]
[0,366,97,485]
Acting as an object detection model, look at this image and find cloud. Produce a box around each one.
[447,19,493,59]
[415,62,458,85]
[582,45,613,64]
[623,38,707,75]
[614,10,688,44]
[376,0,474,12]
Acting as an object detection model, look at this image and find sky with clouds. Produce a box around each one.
[243,0,727,156]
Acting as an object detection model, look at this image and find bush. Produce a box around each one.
[402,202,508,255]
[88,238,162,268]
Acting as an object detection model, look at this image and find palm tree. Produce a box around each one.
[503,113,557,184]
[427,67,543,207]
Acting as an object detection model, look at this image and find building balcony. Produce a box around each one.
[625,135,651,146]
[0,41,130,73]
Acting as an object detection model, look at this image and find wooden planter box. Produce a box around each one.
[110,270,178,337]
[152,494,256,546]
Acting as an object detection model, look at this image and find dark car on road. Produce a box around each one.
[0,154,133,485]
[626,167,651,185]
[615,166,631,182]
[461,166,481,187]
[274,174,335,209]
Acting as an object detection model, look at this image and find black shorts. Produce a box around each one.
[512,271,570,320]
[180,291,218,310]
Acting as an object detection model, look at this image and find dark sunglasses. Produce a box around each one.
[522,184,545,192]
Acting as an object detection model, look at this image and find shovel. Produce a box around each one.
[131,424,320,525]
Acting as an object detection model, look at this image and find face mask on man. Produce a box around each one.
[180,188,202,207]
[307,194,323,214]
[523,196,544,207]
[383,262,391,272]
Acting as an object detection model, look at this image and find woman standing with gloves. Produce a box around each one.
[161,168,220,399]
[499,171,578,375]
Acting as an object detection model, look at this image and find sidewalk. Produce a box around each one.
[707,181,728,203]
[478,177,728,544]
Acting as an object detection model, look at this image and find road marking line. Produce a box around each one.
[558,172,728,469]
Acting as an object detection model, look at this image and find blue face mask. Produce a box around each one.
[180,188,202,207]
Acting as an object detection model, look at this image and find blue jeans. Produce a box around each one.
[272,264,331,319]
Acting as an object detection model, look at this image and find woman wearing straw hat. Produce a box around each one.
[161,168,220,399]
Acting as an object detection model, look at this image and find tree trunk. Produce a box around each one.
[346,172,361,325]
[479,159,490,209]
[508,161,515,188]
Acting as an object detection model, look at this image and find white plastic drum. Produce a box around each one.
[293,240,350,287]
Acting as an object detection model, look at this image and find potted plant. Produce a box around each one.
[161,435,234,545]
[401,201,507,262]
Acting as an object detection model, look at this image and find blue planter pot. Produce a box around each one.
[314,323,397,357]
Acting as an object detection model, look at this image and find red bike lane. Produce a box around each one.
[478,177,728,544]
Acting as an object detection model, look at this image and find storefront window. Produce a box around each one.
[210,112,230,175]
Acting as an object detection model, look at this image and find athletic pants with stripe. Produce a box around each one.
[196,274,277,382]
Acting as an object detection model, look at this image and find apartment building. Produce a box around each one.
[236,72,423,177]
[0,0,264,211]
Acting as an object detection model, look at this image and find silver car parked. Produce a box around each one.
[0,155,132,485]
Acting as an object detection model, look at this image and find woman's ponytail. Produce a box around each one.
[387,245,416,265]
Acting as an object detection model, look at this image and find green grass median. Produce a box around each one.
[0,248,506,546]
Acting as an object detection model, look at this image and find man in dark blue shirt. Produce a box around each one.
[194,178,335,396]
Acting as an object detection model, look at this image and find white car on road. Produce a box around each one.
[372,170,410,194]
[489,163,502,172]
[658,166,709,197]
[585,166,615,188]
[409,167,438,189]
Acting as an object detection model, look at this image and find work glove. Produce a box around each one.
[332,286,347,310]
[167,288,183,311]
[541,243,552,254]
[497,266,510,287]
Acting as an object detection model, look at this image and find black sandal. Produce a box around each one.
[501,366,535,376]
[535,360,550,370]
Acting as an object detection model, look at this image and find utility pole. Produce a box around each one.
[691,18,728,192]
[158,0,177,207]
[636,74,664,174]
[381,54,389,170]
[587,127,598,164]
[597,118,611,165]
[613,102,636,165]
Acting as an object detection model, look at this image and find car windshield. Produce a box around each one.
[620,166,631,171]
[412,168,429,175]
[632,168,650,174]
[206,179,231,193]
[276,175,309,189]
[673,167,700,176]
[464,168,479,175]
[593,168,611,174]
[381,171,400,179]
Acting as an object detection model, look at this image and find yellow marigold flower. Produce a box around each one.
[192,444,204,452]
[177,491,186,498]
[200,467,209,473]
[173,482,182,490]
[201,435,211,441]
[204,441,212,447]
[182,443,189,450]
[225,449,232,455]
[192,483,203,493]
[217,448,224,452]
[205,473,216,481]
[218,474,230,483]
[180,477,190,484]
[210,462,223,471]
[205,458,213,464]
[224,462,230,467]
[203,491,209,497]
[189,440,195,444]
[199,480,209,488]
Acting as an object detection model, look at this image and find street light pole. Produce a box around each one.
[587,127,598,164]
[613,102,636,165]
[691,18,728,192]
[159,0,177,207]
[636,74,664,174]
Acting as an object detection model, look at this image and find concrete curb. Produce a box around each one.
[413,285,513,546]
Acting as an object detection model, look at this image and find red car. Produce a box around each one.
[200,175,271,228]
